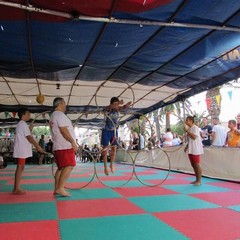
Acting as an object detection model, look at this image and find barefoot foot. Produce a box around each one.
[110,165,115,174]
[104,168,109,176]
[53,188,69,195]
[193,181,201,186]
[55,189,70,197]
[12,189,26,195]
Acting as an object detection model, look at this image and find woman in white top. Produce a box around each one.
[162,128,173,147]
[172,132,182,146]
[184,116,204,186]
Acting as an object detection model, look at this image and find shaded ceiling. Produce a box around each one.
[0,0,240,127]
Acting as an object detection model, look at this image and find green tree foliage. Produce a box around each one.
[32,126,51,138]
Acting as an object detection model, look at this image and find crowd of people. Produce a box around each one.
[0,138,14,152]
[198,116,240,148]
[76,114,240,157]
[126,130,182,151]
[132,115,240,150]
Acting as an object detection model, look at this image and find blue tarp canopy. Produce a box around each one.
[0,0,240,126]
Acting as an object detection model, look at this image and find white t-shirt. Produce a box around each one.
[13,120,32,158]
[50,111,76,151]
[172,137,181,146]
[163,132,173,146]
[188,125,204,155]
[212,125,226,146]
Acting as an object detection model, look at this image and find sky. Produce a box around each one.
[189,84,240,123]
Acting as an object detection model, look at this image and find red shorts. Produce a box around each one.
[188,154,200,164]
[17,158,26,165]
[54,149,76,169]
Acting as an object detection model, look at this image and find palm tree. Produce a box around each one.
[206,86,221,122]
[126,115,150,137]
[158,104,175,130]
[151,100,191,140]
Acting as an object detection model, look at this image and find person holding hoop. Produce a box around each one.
[13,108,45,195]
[49,97,78,197]
[184,115,204,186]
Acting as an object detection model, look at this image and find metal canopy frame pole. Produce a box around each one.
[0,1,240,33]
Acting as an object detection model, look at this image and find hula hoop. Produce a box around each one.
[161,145,184,153]
[133,148,171,187]
[125,111,155,150]
[73,112,101,128]
[94,79,135,112]
[95,149,135,188]
[31,111,51,125]
[64,149,96,189]
[92,112,135,188]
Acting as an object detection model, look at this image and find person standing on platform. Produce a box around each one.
[13,108,44,195]
[184,116,204,186]
[49,97,78,197]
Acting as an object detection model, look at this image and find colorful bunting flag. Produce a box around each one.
[227,90,232,101]
[205,98,211,109]
[216,95,221,105]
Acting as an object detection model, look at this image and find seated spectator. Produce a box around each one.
[132,132,139,150]
[0,155,7,169]
[147,138,153,150]
[117,137,126,149]
[162,128,173,147]
[172,132,182,146]
[155,140,161,148]
[6,138,14,152]
[92,144,100,162]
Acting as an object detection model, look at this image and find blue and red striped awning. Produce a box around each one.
[0,0,239,126]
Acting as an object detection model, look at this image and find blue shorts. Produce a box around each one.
[101,129,118,146]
